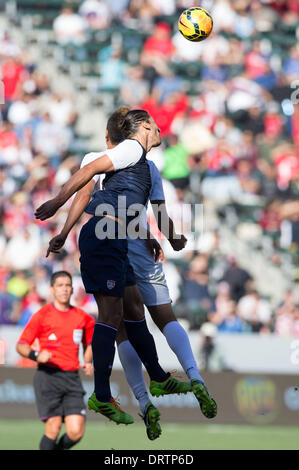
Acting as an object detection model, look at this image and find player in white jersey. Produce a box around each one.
[46,107,217,438]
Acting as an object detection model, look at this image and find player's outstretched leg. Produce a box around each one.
[118,338,161,440]
[149,374,192,397]
[191,380,217,419]
[124,318,192,397]
[89,321,134,426]
[147,311,217,417]
[163,320,217,417]
[88,393,134,425]
[139,402,161,441]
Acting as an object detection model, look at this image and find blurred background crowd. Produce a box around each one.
[0,0,298,347]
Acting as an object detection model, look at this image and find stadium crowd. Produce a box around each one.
[0,0,298,340]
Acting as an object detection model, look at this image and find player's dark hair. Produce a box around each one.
[106,106,130,144]
[50,271,72,286]
[120,109,151,139]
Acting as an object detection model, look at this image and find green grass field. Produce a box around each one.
[0,420,299,450]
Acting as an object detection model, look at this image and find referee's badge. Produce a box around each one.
[107,280,116,290]
[73,329,83,344]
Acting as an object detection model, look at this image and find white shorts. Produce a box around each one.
[128,245,172,307]
[136,276,172,307]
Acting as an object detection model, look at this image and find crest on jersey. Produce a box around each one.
[107,280,116,290]
[73,329,83,345]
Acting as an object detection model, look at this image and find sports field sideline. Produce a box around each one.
[1,420,298,450]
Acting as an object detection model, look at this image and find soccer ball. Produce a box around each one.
[178,7,213,42]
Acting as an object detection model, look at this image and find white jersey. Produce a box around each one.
[80,150,105,183]
[80,139,144,176]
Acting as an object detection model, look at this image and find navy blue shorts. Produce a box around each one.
[78,216,136,297]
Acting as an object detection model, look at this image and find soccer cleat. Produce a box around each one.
[88,393,134,425]
[191,380,217,419]
[150,374,192,397]
[139,402,162,441]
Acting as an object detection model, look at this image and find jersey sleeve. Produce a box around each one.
[80,152,105,184]
[106,140,144,171]
[82,313,95,346]
[17,309,43,346]
[149,161,165,201]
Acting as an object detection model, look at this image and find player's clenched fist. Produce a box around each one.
[146,237,165,262]
[35,197,61,220]
[170,234,187,251]
[46,234,67,257]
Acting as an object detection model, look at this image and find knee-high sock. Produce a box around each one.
[57,433,81,450]
[118,340,150,415]
[163,321,204,384]
[124,319,169,383]
[92,323,117,402]
[39,435,58,450]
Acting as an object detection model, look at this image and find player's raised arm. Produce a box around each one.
[35,154,113,221]
[46,180,95,257]
[148,162,186,251]
[151,200,187,251]
[35,136,148,221]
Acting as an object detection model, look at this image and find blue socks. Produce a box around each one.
[92,323,117,402]
[92,319,203,407]
[118,340,150,415]
[124,319,169,383]
[163,321,205,384]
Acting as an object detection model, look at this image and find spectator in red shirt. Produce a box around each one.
[269,0,299,15]
[16,271,95,451]
[1,57,26,101]
[206,140,235,173]
[142,91,188,138]
[0,121,18,150]
[141,22,175,75]
[274,142,299,190]
[244,41,269,80]
[142,22,174,59]
[264,104,284,139]
[291,103,299,150]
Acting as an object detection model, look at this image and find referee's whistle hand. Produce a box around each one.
[83,363,93,376]
[37,350,52,363]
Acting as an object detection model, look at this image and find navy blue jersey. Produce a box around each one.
[83,140,152,222]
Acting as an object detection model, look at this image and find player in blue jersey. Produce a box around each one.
[118,160,217,422]
[35,109,192,431]
[43,107,217,438]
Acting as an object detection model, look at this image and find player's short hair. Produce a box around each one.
[50,271,72,286]
[107,106,130,144]
[121,109,151,139]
